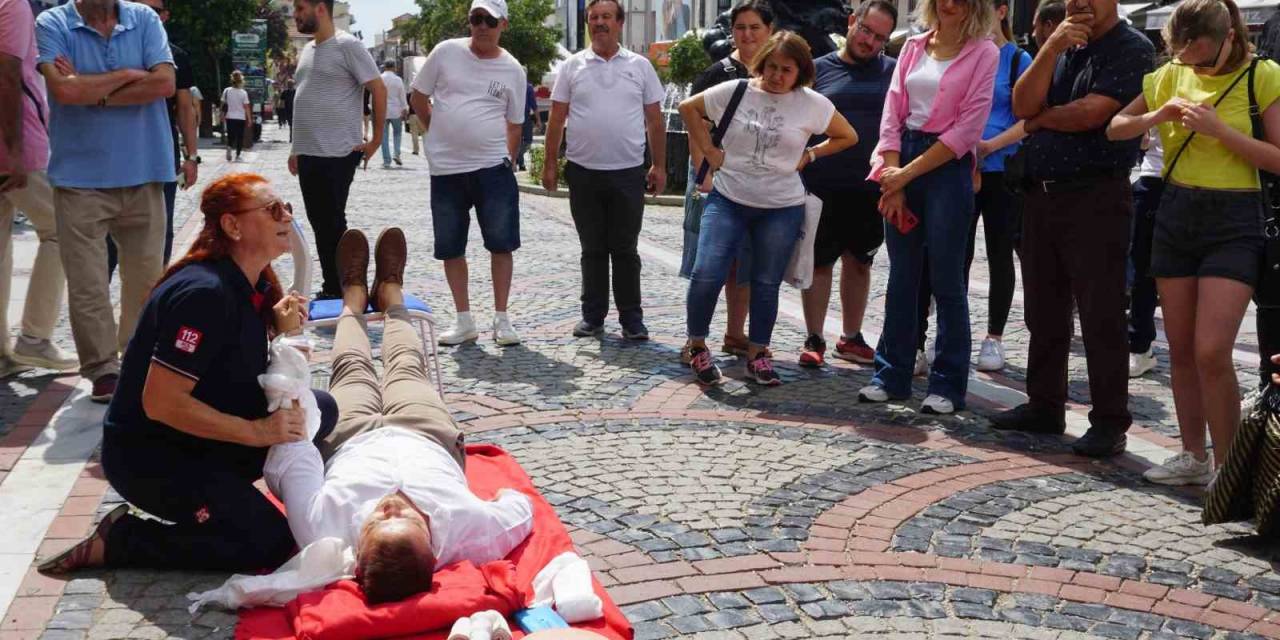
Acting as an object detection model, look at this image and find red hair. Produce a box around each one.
[156,173,283,328]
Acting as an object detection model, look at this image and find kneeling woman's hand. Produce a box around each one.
[253,400,307,446]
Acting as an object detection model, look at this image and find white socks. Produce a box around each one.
[454,311,475,329]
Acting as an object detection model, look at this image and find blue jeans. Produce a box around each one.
[873,131,973,406]
[381,118,403,165]
[1128,176,1162,354]
[429,161,521,260]
[686,190,803,347]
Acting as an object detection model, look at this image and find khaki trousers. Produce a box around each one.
[320,304,465,468]
[0,172,65,355]
[55,183,165,380]
[408,115,425,155]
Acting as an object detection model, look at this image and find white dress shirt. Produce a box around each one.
[265,426,534,568]
[382,70,408,118]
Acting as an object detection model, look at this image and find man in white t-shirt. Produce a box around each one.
[542,0,666,340]
[379,60,408,168]
[410,0,526,347]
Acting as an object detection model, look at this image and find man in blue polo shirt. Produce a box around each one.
[798,0,897,368]
[36,0,175,402]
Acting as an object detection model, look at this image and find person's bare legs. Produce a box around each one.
[1194,276,1253,467]
[491,252,512,313]
[841,253,872,338]
[1158,277,1207,459]
[802,264,834,336]
[725,262,749,343]
[444,257,470,313]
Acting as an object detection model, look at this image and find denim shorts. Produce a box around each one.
[1151,183,1263,286]
[429,160,521,260]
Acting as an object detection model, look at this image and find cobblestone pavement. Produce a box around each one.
[3,128,1280,639]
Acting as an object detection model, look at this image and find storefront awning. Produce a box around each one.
[1146,0,1279,30]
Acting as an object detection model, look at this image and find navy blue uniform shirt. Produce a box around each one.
[1023,22,1154,180]
[803,51,896,193]
[105,258,272,469]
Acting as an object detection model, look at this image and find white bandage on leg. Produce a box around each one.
[447,616,472,640]
[550,555,603,623]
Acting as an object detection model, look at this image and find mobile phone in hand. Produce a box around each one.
[898,210,919,234]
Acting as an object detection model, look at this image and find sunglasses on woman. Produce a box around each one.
[229,199,293,221]
[1173,34,1227,68]
[469,12,500,28]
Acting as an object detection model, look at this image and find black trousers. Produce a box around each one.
[226,119,246,155]
[1022,177,1133,433]
[101,390,337,571]
[298,152,362,296]
[564,161,646,326]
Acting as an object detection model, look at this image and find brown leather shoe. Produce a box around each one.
[336,229,370,299]
[372,227,407,311]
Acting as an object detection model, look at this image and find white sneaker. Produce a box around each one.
[493,316,520,346]
[921,394,954,415]
[858,384,889,403]
[11,338,78,371]
[913,349,930,377]
[438,316,479,345]
[1129,348,1157,378]
[976,338,1005,372]
[1143,451,1214,486]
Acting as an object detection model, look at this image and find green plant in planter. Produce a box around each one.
[667,31,712,87]
[527,145,567,188]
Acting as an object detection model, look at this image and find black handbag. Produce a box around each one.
[694,79,748,186]
[1245,57,1280,308]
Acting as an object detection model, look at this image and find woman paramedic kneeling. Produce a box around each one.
[39,173,337,573]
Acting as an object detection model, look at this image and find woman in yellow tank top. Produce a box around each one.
[1108,0,1280,486]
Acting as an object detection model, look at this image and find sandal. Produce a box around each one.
[37,504,129,574]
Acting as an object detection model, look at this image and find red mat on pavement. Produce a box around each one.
[235,444,633,640]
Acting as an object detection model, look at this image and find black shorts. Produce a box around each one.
[810,189,884,267]
[1151,183,1263,286]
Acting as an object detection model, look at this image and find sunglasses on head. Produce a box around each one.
[469,12,500,28]
[229,199,293,222]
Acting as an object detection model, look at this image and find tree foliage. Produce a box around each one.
[405,0,562,80]
[163,0,288,96]
[666,31,710,86]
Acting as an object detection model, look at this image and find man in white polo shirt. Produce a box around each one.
[542,0,666,341]
[411,0,525,347]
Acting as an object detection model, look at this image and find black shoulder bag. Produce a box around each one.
[1000,50,1029,193]
[694,79,748,186]
[1245,57,1280,308]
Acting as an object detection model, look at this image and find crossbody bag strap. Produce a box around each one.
[1163,62,1253,180]
[695,79,749,185]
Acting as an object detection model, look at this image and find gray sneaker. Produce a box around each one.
[573,320,604,337]
[0,355,33,379]
[12,338,78,371]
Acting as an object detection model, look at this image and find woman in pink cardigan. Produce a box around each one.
[857,0,998,415]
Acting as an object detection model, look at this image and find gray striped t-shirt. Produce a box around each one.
[291,31,379,158]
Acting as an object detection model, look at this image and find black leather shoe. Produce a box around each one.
[1072,427,1127,458]
[989,403,1066,434]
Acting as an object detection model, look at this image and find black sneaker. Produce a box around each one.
[572,320,604,337]
[989,403,1066,434]
[1072,427,1127,458]
[746,354,782,386]
[621,322,650,341]
[689,346,723,386]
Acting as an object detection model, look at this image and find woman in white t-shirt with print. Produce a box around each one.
[221,71,251,162]
[678,31,858,387]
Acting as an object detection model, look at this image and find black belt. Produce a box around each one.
[1026,171,1130,194]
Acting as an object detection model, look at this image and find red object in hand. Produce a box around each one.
[897,210,919,234]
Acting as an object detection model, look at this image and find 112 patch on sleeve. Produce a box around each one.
[175,326,204,354]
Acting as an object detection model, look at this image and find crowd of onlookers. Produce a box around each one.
[4,0,1280,489]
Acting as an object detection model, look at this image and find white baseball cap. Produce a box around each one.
[470,0,508,20]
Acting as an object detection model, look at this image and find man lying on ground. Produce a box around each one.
[265,227,533,604]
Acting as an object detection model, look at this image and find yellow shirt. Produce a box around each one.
[1143,58,1280,189]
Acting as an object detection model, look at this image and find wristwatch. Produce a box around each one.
[806,148,817,164]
